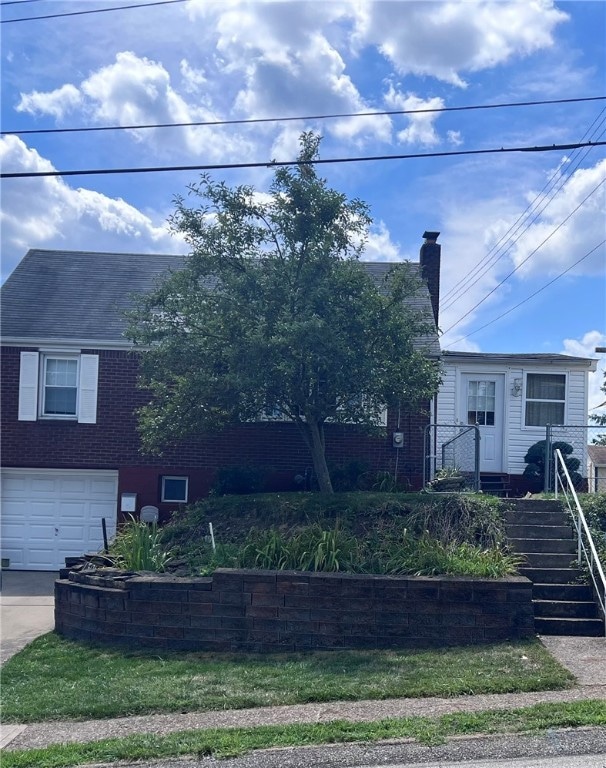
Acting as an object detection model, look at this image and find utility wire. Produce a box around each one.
[441,176,606,336]
[3,96,604,136]
[442,240,606,349]
[1,0,187,23]
[2,140,605,179]
[440,110,606,310]
[1,0,45,6]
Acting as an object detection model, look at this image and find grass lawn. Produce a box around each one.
[1,632,574,723]
[3,701,606,768]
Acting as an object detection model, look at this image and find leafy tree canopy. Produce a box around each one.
[128,133,441,493]
[590,368,606,445]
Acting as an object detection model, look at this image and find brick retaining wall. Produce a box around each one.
[55,568,534,652]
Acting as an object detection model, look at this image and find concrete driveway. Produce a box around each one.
[0,570,57,665]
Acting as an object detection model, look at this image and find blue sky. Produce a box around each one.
[1,0,605,409]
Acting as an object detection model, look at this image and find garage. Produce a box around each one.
[1,469,118,571]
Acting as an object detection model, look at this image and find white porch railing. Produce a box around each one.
[554,448,606,637]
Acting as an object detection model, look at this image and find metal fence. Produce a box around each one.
[423,424,480,492]
[545,424,604,493]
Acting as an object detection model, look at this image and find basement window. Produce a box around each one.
[161,476,188,503]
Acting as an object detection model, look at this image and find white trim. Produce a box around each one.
[1,467,118,478]
[522,370,568,429]
[161,475,189,503]
[40,354,79,420]
[2,337,136,350]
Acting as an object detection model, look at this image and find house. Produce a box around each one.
[588,445,606,493]
[435,351,597,494]
[0,234,441,570]
[1,231,597,570]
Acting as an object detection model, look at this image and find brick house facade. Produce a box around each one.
[0,235,441,569]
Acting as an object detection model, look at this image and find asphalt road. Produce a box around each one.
[76,727,606,768]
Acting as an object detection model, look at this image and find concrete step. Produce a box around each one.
[520,552,577,568]
[534,616,605,636]
[505,510,568,526]
[506,524,573,540]
[519,566,583,584]
[533,583,595,601]
[533,599,599,619]
[508,537,576,554]
[507,499,565,513]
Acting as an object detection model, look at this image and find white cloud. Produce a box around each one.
[561,331,606,415]
[188,2,392,146]
[362,221,403,262]
[16,83,82,120]
[508,159,606,278]
[351,0,568,86]
[0,136,183,281]
[14,52,252,161]
[384,86,444,146]
[179,59,207,93]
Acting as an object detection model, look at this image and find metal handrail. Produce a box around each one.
[554,448,606,635]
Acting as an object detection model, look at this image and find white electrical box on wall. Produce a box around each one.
[120,492,137,513]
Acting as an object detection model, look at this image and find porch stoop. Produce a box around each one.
[505,498,605,637]
[480,473,511,497]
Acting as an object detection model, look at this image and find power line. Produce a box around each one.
[441,176,606,335]
[1,1,45,6]
[1,0,187,23]
[3,96,604,136]
[442,240,606,349]
[2,140,605,179]
[440,110,606,311]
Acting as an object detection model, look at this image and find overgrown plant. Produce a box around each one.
[110,515,172,573]
[404,494,505,549]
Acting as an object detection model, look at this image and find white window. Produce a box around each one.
[525,373,566,426]
[466,380,495,426]
[42,357,79,416]
[18,351,99,424]
[161,476,188,503]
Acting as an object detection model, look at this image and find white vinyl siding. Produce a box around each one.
[18,351,99,424]
[438,360,591,477]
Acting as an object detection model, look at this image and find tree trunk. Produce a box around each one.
[307,419,334,494]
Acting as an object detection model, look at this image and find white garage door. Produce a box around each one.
[1,469,118,571]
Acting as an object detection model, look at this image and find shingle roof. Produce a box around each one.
[442,350,597,366]
[1,250,440,355]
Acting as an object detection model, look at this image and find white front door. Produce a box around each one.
[459,374,505,473]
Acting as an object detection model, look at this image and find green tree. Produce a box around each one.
[128,133,441,493]
[590,369,606,445]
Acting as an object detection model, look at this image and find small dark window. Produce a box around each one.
[161,476,188,503]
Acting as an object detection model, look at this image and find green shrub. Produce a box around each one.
[404,493,505,549]
[523,440,582,488]
[158,491,513,578]
[211,465,266,496]
[110,515,172,572]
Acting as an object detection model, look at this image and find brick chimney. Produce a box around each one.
[419,230,441,326]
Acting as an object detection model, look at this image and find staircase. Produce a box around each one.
[481,473,511,497]
[505,498,604,636]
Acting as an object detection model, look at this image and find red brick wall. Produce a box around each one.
[1,346,430,500]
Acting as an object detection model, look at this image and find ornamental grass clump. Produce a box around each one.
[110,515,173,573]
